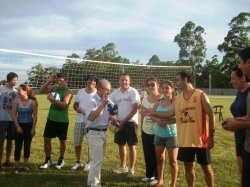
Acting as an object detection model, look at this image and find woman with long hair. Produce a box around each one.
[150,80,178,187]
[12,84,38,173]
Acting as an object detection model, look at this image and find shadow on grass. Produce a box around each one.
[0,165,148,187]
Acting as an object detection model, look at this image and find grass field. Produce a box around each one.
[0,95,240,187]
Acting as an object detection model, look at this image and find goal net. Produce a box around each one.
[0,49,192,90]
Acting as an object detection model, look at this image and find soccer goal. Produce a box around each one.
[0,48,192,90]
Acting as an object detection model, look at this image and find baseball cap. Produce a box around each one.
[85,73,98,82]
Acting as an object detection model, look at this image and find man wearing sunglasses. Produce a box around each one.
[39,73,73,170]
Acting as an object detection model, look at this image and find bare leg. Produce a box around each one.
[155,146,165,185]
[75,145,82,161]
[44,137,52,157]
[118,145,127,168]
[59,140,66,157]
[184,162,195,187]
[200,164,214,187]
[6,140,12,162]
[0,140,4,166]
[167,148,179,187]
[128,145,136,171]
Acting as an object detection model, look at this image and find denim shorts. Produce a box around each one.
[154,135,178,148]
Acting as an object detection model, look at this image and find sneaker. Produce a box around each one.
[127,168,135,178]
[4,160,13,167]
[14,167,19,174]
[71,161,83,170]
[84,161,91,171]
[55,158,64,169]
[113,167,128,174]
[40,159,52,169]
[142,176,155,182]
[150,179,159,186]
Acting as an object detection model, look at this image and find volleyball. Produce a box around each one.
[52,92,60,101]
[107,103,118,115]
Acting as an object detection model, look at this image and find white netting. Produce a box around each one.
[0,49,192,89]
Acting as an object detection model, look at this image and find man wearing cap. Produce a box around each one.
[71,73,98,171]
[85,79,114,187]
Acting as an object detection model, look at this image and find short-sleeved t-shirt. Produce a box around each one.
[0,85,18,121]
[75,88,96,123]
[109,87,140,124]
[142,96,155,134]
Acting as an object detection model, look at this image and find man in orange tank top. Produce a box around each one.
[146,71,215,187]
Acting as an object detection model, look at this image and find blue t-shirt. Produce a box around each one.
[230,87,250,144]
[17,98,33,124]
[155,100,177,138]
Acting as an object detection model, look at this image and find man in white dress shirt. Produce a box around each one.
[85,79,114,187]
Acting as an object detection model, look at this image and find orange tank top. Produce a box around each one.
[175,89,208,148]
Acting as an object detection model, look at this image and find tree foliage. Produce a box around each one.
[218,12,250,73]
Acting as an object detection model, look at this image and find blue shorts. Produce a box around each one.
[0,121,16,141]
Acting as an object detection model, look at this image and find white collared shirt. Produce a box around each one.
[85,94,109,129]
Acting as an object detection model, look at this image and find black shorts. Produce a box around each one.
[0,121,16,141]
[178,147,211,165]
[235,143,244,157]
[43,119,69,140]
[114,122,138,146]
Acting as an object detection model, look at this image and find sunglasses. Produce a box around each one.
[147,83,156,87]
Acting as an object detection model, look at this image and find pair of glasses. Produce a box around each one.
[147,83,156,87]
[101,87,110,92]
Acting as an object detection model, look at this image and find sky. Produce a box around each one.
[0,0,249,82]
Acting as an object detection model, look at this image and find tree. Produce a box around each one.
[147,55,161,65]
[218,12,250,73]
[197,55,228,88]
[27,63,58,88]
[66,53,80,64]
[83,42,130,64]
[174,21,206,86]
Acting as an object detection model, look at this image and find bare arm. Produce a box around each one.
[73,101,83,113]
[12,99,22,134]
[119,103,139,129]
[40,75,56,93]
[88,95,108,121]
[201,93,215,149]
[31,100,38,137]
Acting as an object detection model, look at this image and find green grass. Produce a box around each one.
[0,95,239,187]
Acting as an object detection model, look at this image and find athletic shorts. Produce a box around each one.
[235,143,244,157]
[177,147,211,165]
[0,121,16,141]
[154,135,178,148]
[114,122,138,146]
[43,119,69,140]
[73,122,87,146]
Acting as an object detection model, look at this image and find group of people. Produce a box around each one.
[0,47,250,187]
